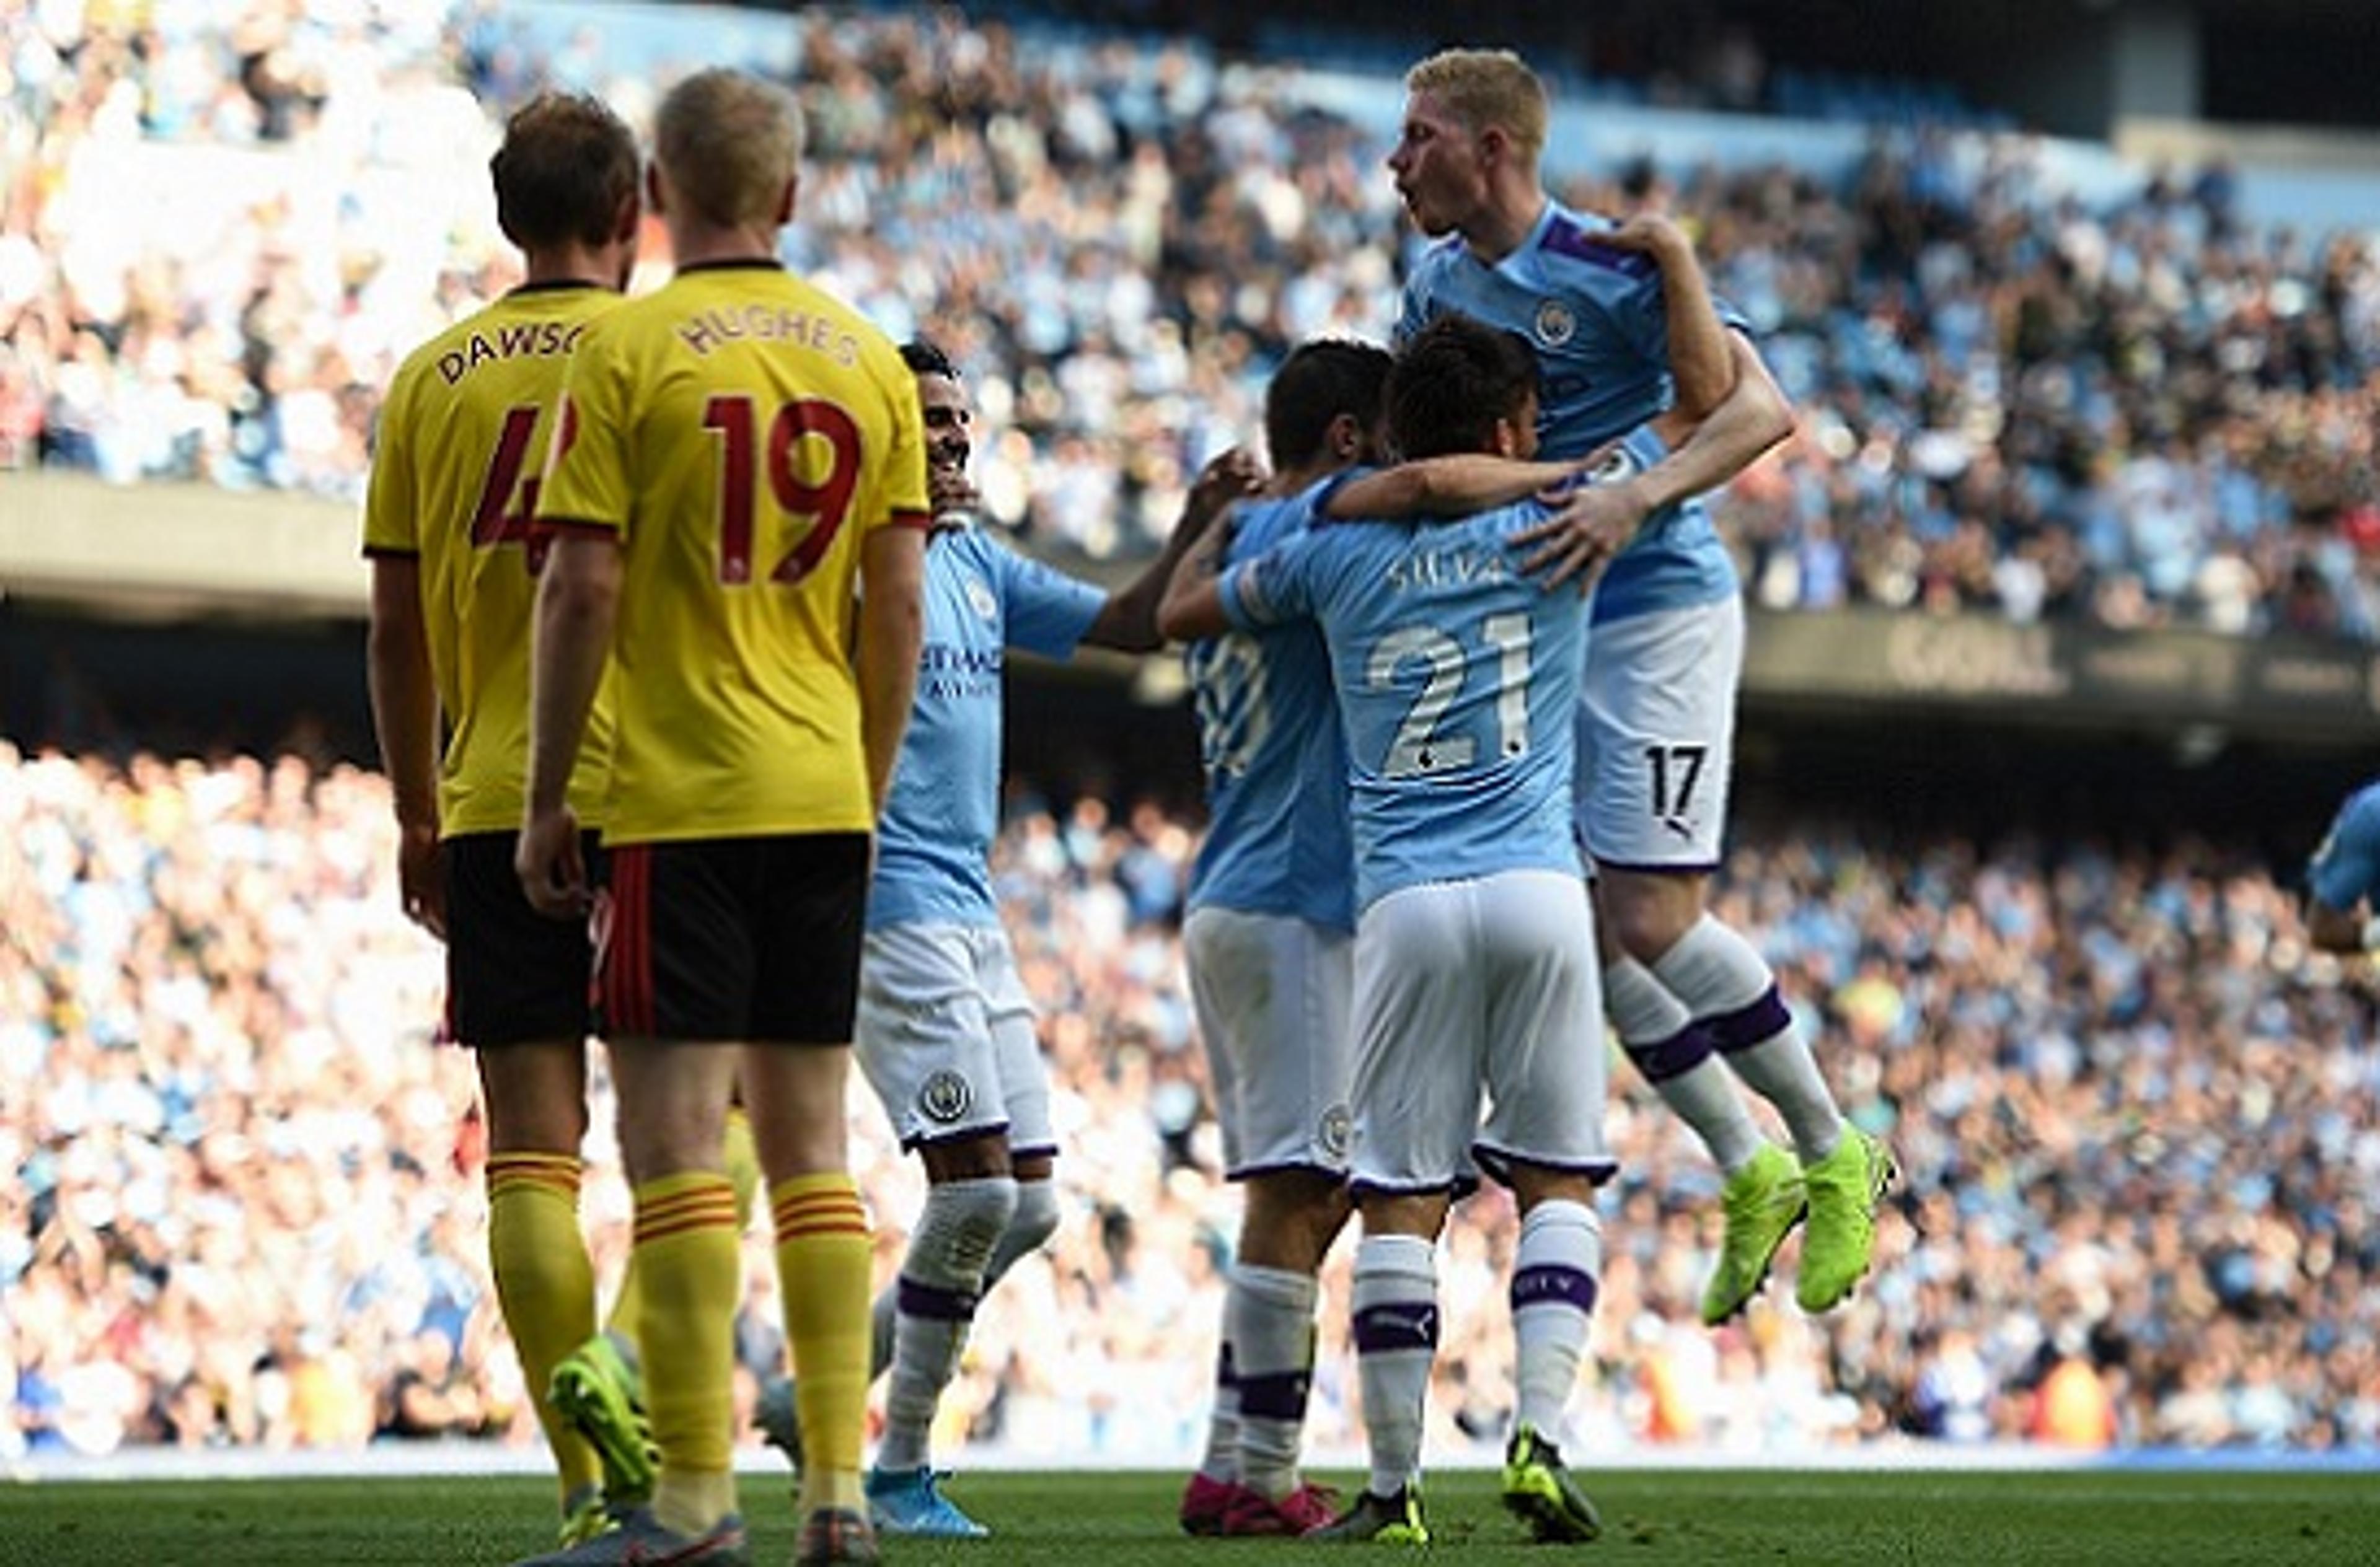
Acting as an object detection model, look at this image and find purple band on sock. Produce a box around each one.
[1711,986,1792,1052]
[1235,1368,1313,1420]
[897,1276,979,1323]
[1352,1302,1439,1355]
[1510,1264,1599,1315]
[1625,1021,1716,1082]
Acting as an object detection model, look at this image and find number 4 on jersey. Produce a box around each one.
[472,402,575,574]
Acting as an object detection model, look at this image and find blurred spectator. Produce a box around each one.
[7,741,2379,1460]
[4,4,2376,635]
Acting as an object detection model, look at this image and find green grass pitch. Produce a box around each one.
[4,1468,2375,1565]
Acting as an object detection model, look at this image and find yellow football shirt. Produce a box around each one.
[534,260,930,846]
[363,283,617,837]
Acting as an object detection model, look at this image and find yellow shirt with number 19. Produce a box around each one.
[534,260,930,847]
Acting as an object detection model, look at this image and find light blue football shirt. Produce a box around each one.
[2307,780,2380,913]
[869,523,1105,931]
[1184,479,1358,933]
[1398,199,1745,625]
[1220,499,1587,912]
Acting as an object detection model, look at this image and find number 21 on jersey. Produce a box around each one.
[1368,613,1531,779]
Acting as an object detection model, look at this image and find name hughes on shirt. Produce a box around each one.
[674,305,860,364]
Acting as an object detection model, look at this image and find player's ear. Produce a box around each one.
[612,190,639,246]
[775,173,798,227]
[1328,412,1360,462]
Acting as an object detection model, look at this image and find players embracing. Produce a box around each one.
[1390,48,1892,1325]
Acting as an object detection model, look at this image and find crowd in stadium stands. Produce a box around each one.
[7,744,2378,1460]
[5,5,2379,640]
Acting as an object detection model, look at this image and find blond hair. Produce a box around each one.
[653,69,805,227]
[1405,48,1548,157]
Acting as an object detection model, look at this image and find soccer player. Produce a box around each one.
[2306,779,2380,955]
[363,91,645,1553]
[1390,48,1892,1322]
[515,68,928,1567]
[1165,340,1393,1539]
[765,338,1253,1537]
[1165,315,1617,1545]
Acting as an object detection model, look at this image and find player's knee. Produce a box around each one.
[1003,1176,1062,1258]
[1651,912,1776,1019]
[912,1172,1018,1284]
[1605,897,1691,964]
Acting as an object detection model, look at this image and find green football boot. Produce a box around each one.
[547,1330,657,1510]
[1797,1130,1896,1313]
[1701,1141,1808,1325]
[1500,1424,1601,1543]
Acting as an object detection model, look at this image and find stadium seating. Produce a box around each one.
[3,2,2376,639]
[6,745,2374,1459]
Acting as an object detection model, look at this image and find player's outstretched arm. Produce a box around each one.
[1324,453,1585,523]
[1088,448,1263,651]
[367,556,445,939]
[518,532,620,916]
[1514,218,1792,588]
[1155,484,1243,644]
[2305,802,2380,954]
[2305,898,2372,955]
[1514,333,1792,588]
[858,524,927,815]
[1617,213,1734,430]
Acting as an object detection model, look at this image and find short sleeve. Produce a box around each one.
[534,323,634,541]
[994,542,1106,659]
[873,354,931,534]
[2308,793,2380,912]
[1222,530,1321,631]
[361,376,418,557]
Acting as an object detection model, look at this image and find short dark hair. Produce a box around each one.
[1263,339,1393,469]
[491,93,639,252]
[901,338,960,380]
[1386,315,1540,461]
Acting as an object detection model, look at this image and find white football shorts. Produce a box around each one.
[1576,593,1743,872]
[1184,905,1354,1180]
[854,921,1053,1159]
[1348,869,1611,1193]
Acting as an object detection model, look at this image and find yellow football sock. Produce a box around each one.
[608,1112,757,1355]
[631,1170,742,1532]
[724,1107,762,1232]
[772,1174,873,1514]
[487,1152,601,1501]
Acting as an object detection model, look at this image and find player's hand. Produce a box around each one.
[1178,448,1265,542]
[516,805,588,920]
[1510,475,1655,591]
[1606,212,1693,262]
[397,819,446,942]
[928,470,983,521]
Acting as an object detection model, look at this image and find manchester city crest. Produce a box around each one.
[920,1069,974,1123]
[1533,299,1576,347]
[1320,1104,1353,1159]
[965,576,998,621]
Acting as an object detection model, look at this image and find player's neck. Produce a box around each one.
[1268,460,1343,498]
[1463,188,1548,265]
[668,220,782,271]
[521,245,615,291]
